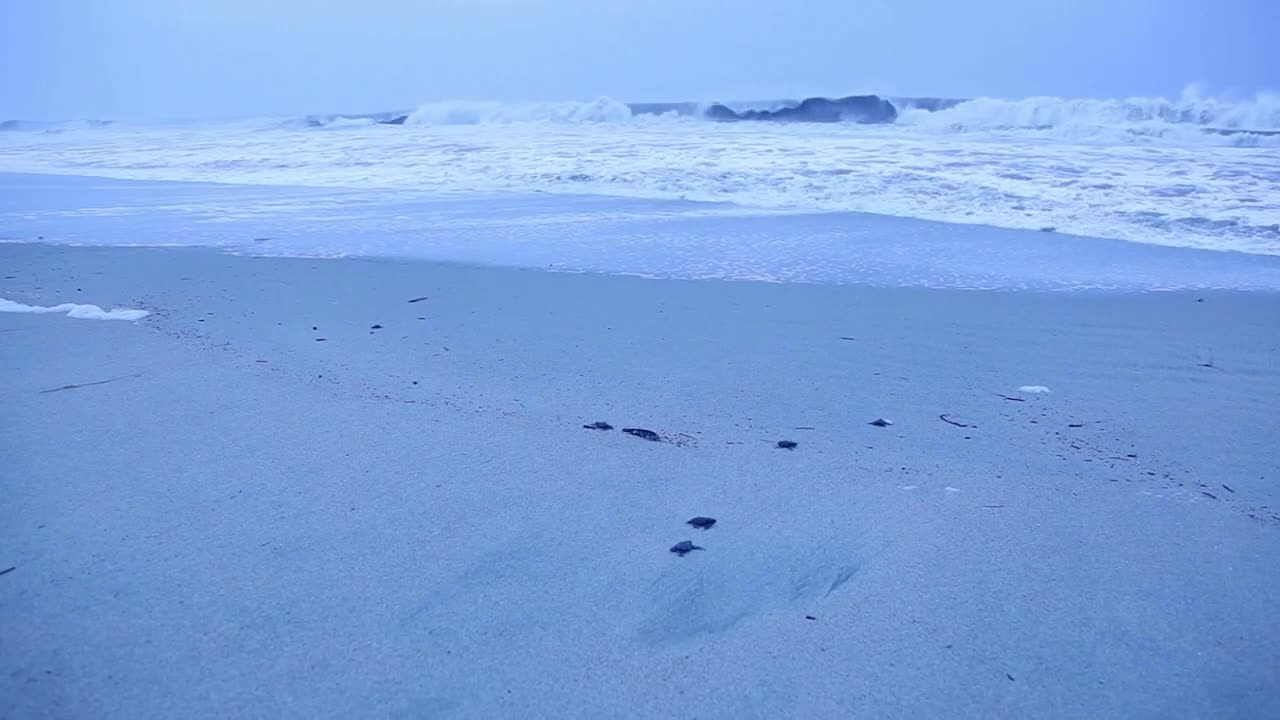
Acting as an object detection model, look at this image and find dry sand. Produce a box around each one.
[2,243,1278,718]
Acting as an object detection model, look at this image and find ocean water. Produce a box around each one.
[1,88,1278,279]
[4,172,1279,292]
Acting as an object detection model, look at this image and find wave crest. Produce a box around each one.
[404,97,632,125]
[899,86,1280,140]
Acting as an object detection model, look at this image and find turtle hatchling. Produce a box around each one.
[776,440,798,450]
[623,428,662,442]
[686,516,716,530]
[669,540,704,556]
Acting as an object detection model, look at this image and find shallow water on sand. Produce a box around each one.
[3,173,1279,292]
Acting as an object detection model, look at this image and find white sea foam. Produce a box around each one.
[322,116,378,129]
[0,298,150,320]
[899,87,1280,139]
[1018,385,1052,394]
[404,97,632,125]
[1,89,1277,256]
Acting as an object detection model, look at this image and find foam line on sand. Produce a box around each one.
[0,297,149,320]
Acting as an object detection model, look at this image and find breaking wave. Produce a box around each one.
[2,85,1276,257]
[898,87,1280,143]
[6,87,1278,143]
[402,97,633,125]
[309,87,1280,145]
[0,119,117,133]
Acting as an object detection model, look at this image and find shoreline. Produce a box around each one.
[4,172,1280,292]
[9,235,1280,298]
[3,241,1278,717]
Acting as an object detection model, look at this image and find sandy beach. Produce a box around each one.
[5,1,1279,716]
[2,239,1278,718]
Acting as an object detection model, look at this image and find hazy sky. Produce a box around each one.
[3,0,1276,120]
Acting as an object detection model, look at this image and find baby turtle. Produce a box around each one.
[776,440,798,450]
[669,540,703,556]
[583,421,613,431]
[623,428,661,442]
[868,418,893,427]
[686,516,716,530]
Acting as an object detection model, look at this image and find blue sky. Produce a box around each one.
[2,0,1276,120]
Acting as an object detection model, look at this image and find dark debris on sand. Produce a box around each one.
[583,421,614,431]
[623,428,661,442]
[670,541,703,556]
[776,440,798,450]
